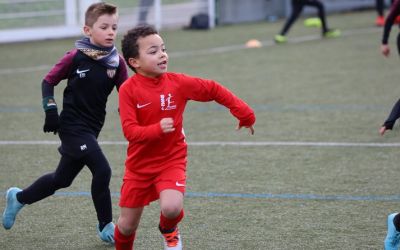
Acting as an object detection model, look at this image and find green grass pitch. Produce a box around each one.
[1,9,400,249]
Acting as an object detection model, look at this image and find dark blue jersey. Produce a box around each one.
[44,48,128,137]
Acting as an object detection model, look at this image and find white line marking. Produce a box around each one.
[1,140,400,147]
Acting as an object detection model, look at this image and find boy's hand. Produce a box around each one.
[381,44,390,57]
[160,117,175,133]
[379,126,388,136]
[43,109,59,134]
[236,124,255,135]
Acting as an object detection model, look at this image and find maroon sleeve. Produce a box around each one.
[114,55,129,91]
[44,49,77,85]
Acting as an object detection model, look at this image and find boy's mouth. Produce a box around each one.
[158,60,167,66]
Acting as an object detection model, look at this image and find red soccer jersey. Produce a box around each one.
[118,72,255,180]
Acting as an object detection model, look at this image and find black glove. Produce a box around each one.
[43,109,59,134]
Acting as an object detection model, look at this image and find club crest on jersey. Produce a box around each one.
[107,69,116,78]
[160,93,176,111]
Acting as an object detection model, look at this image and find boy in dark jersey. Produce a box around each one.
[274,0,340,44]
[114,25,255,250]
[2,2,128,244]
[380,1,400,249]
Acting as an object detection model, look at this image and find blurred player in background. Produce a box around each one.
[376,0,396,26]
[379,1,400,249]
[114,25,255,250]
[379,0,400,136]
[2,2,128,244]
[137,0,154,25]
[274,0,340,44]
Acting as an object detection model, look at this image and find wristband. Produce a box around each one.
[42,96,57,111]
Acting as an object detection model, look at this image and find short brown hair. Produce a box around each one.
[85,2,117,27]
[121,25,159,72]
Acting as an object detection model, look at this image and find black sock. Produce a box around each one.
[16,192,24,204]
[98,221,109,232]
[394,214,400,232]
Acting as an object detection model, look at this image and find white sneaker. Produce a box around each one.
[160,226,182,250]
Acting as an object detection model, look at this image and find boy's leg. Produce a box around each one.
[304,0,328,33]
[376,0,384,17]
[84,149,112,226]
[279,0,304,36]
[3,155,83,229]
[115,207,144,250]
[84,149,114,242]
[159,189,184,250]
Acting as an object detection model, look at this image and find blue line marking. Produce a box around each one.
[0,103,388,113]
[49,191,400,202]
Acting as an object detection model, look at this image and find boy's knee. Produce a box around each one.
[161,205,182,219]
[53,174,73,189]
[117,217,138,235]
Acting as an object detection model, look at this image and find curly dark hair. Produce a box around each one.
[121,25,159,72]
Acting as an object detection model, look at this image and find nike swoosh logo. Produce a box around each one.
[137,103,151,109]
[175,181,185,187]
[76,69,90,74]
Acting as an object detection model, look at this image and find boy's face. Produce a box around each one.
[129,34,168,78]
[84,14,118,48]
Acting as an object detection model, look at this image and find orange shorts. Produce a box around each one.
[119,165,186,208]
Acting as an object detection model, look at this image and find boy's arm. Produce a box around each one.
[119,83,164,142]
[114,56,129,91]
[41,49,76,134]
[380,98,400,135]
[381,1,400,51]
[180,74,256,129]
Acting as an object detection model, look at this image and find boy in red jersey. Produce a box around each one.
[114,25,255,250]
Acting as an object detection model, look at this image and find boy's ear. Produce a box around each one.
[128,58,140,69]
[83,25,91,36]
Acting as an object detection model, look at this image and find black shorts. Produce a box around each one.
[58,132,101,159]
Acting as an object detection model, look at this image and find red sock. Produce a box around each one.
[115,225,135,250]
[159,209,184,231]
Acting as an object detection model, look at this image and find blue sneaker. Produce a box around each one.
[385,213,400,250]
[97,222,115,244]
[2,187,24,230]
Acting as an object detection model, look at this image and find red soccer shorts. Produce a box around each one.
[119,164,186,208]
